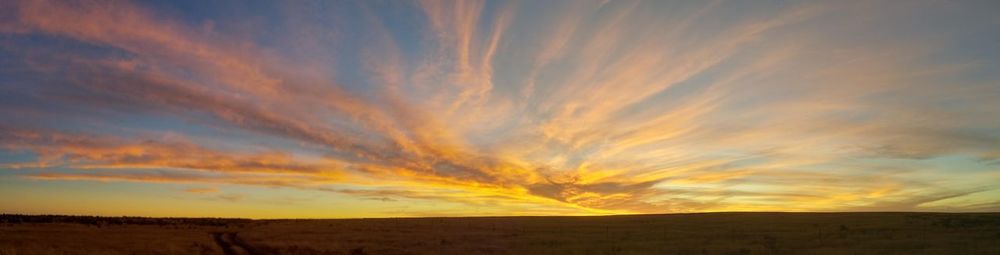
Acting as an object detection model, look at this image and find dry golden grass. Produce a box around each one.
[2,212,999,254]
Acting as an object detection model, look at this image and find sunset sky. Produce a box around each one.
[1,0,998,218]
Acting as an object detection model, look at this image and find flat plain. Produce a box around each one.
[1,212,999,255]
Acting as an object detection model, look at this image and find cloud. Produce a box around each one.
[0,126,345,176]
[1,0,998,216]
[217,194,244,202]
[184,187,219,194]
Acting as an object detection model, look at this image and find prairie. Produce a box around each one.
[1,212,999,254]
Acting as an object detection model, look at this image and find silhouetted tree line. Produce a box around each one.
[0,214,252,227]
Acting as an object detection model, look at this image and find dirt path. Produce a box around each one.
[211,232,268,255]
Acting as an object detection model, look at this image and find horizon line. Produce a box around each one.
[4,211,998,221]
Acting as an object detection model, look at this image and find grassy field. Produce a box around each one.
[1,212,999,254]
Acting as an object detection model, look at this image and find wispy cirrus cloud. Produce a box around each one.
[1,0,998,217]
[184,187,219,194]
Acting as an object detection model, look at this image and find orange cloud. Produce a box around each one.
[2,0,997,216]
[184,187,219,194]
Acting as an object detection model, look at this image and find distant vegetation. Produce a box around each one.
[2,212,1000,254]
[0,214,252,227]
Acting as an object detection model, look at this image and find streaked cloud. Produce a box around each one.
[184,187,219,194]
[1,0,998,217]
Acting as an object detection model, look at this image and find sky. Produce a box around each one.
[0,0,998,218]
